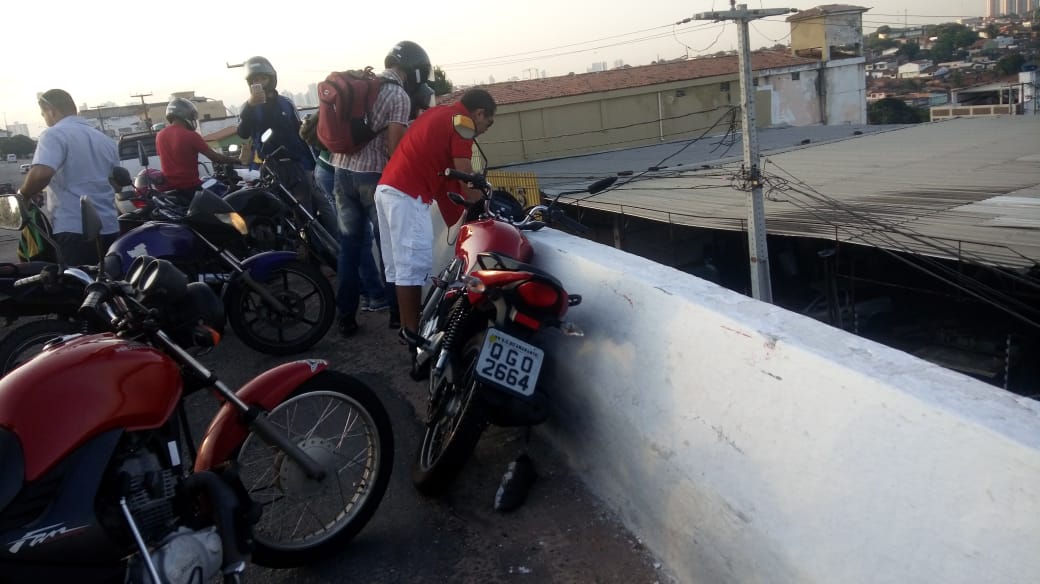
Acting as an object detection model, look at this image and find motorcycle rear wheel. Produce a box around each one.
[234,371,394,568]
[227,260,335,355]
[0,318,80,376]
[413,332,489,495]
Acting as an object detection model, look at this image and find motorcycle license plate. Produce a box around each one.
[475,329,543,397]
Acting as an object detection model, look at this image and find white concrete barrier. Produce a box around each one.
[520,228,1040,584]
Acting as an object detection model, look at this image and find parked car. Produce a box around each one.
[117,131,159,177]
[5,154,17,163]
[19,163,31,174]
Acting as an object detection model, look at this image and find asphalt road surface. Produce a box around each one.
[0,160,670,583]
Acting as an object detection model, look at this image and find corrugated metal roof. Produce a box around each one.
[505,116,1040,269]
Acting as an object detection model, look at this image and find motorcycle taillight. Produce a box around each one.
[133,199,148,209]
[516,281,560,308]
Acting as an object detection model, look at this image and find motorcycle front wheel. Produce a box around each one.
[227,260,335,355]
[413,332,489,495]
[0,318,81,376]
[234,370,394,568]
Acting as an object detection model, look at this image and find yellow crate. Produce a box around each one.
[486,171,541,208]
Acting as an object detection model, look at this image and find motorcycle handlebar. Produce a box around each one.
[78,283,108,320]
[443,168,488,190]
[14,272,49,288]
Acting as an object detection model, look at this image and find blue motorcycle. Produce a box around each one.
[104,188,335,355]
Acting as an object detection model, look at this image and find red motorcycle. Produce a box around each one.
[0,195,394,582]
[408,137,614,495]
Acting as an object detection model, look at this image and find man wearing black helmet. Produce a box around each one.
[236,56,338,237]
[329,40,435,336]
[157,97,240,199]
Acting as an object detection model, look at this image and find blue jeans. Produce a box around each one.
[332,168,395,318]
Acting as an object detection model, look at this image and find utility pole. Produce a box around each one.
[131,92,154,132]
[91,105,107,134]
[693,2,793,303]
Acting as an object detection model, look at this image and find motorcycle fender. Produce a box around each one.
[238,250,298,281]
[194,359,329,471]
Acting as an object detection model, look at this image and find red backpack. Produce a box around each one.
[316,67,392,154]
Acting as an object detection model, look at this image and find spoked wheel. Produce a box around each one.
[234,371,394,568]
[227,260,335,355]
[413,332,489,495]
[0,318,81,376]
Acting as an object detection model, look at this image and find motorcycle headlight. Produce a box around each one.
[126,255,156,287]
[217,211,248,235]
[139,258,189,301]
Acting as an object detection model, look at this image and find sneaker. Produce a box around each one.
[338,315,359,337]
[388,309,401,329]
[399,328,430,381]
[494,454,538,512]
[359,296,370,311]
[362,298,390,312]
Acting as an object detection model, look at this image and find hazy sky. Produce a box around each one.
[2,1,981,137]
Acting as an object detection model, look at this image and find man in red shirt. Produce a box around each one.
[156,98,240,196]
[374,88,496,338]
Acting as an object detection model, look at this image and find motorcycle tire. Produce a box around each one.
[0,318,81,376]
[233,370,394,568]
[413,331,490,495]
[226,259,335,355]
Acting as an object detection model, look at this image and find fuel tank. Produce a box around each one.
[456,219,533,275]
[106,222,209,277]
[0,334,182,481]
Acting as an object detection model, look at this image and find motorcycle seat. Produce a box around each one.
[0,427,25,512]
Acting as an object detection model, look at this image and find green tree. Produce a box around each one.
[0,135,37,158]
[430,66,453,96]
[868,98,925,124]
[877,25,891,35]
[997,53,1026,75]
[896,41,921,60]
[929,23,978,62]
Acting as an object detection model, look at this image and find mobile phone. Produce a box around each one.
[250,83,264,94]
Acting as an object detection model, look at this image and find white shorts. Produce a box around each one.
[374,184,433,286]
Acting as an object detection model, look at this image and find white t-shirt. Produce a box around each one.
[33,116,120,234]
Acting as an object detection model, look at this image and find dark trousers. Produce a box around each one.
[332,169,396,318]
[54,231,119,267]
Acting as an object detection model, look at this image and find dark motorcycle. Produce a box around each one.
[105,187,336,356]
[0,194,394,582]
[409,114,613,494]
[223,129,339,271]
[0,193,109,374]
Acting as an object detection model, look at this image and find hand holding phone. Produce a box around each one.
[249,83,266,105]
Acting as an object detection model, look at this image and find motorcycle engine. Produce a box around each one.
[116,450,179,544]
[126,526,223,584]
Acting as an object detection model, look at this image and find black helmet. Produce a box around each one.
[244,56,278,89]
[385,41,431,93]
[165,97,199,130]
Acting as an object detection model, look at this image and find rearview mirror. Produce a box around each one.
[260,129,273,143]
[0,194,24,230]
[452,114,476,141]
[137,141,149,168]
[80,196,103,243]
[110,166,133,188]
